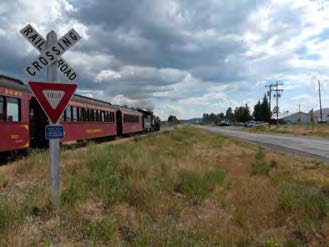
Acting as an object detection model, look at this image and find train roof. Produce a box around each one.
[72,94,114,109]
[0,74,24,85]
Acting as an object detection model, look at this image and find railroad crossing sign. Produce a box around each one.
[20,23,82,208]
[20,24,81,81]
[28,81,77,124]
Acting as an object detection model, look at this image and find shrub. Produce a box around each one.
[174,170,209,203]
[270,160,278,168]
[251,159,270,175]
[174,169,229,203]
[205,170,229,188]
[279,184,329,230]
[250,148,270,175]
[255,147,265,160]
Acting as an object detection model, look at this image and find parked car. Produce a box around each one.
[219,120,230,126]
[244,121,254,127]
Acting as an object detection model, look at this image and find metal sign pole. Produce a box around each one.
[47,31,61,207]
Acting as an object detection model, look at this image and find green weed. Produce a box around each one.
[279,184,329,230]
[84,216,117,244]
[174,169,229,203]
[250,148,270,175]
[174,170,209,203]
[251,159,270,175]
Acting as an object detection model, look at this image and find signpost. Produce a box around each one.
[310,109,315,132]
[20,25,80,208]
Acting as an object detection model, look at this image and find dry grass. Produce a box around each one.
[1,126,329,246]
[247,124,329,138]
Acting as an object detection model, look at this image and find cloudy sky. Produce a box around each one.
[1,0,329,120]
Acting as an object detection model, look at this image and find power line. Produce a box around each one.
[266,82,283,128]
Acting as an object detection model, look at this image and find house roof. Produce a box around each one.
[272,111,309,120]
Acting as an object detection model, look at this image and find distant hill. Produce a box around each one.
[179,118,202,124]
[161,118,202,125]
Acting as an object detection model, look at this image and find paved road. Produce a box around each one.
[197,126,329,163]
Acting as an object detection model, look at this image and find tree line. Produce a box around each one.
[202,95,271,124]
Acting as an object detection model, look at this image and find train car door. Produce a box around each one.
[29,97,49,147]
[116,110,122,135]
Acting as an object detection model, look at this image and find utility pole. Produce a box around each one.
[273,82,283,128]
[318,80,323,123]
[298,104,301,124]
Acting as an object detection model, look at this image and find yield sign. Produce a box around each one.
[28,81,77,124]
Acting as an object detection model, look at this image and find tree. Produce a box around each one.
[253,95,271,122]
[202,112,223,124]
[253,100,262,121]
[225,107,235,121]
[168,115,179,124]
[235,104,252,122]
[202,113,210,123]
[260,94,271,122]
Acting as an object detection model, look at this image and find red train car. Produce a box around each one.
[116,108,143,135]
[60,95,117,142]
[0,75,30,153]
[0,75,158,156]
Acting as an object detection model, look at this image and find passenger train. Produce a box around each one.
[0,75,160,156]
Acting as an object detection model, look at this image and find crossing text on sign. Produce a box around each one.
[24,29,81,78]
[20,24,79,81]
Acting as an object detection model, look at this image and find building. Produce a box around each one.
[272,111,310,124]
[311,108,329,123]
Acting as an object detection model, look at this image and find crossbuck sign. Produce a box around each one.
[20,24,81,81]
[20,24,81,208]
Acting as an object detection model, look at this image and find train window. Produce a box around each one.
[105,111,108,122]
[110,112,115,122]
[78,108,83,121]
[72,107,78,122]
[66,106,72,122]
[84,108,89,121]
[94,110,97,121]
[101,111,105,122]
[60,110,65,122]
[0,96,4,120]
[97,110,102,122]
[90,109,94,121]
[123,114,139,123]
[6,97,20,121]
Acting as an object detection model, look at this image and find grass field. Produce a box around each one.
[247,124,329,139]
[1,126,329,246]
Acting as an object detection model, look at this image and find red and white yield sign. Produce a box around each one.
[28,81,77,124]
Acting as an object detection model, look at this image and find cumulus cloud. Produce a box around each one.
[1,0,329,120]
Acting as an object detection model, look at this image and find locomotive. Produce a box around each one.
[0,74,160,156]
